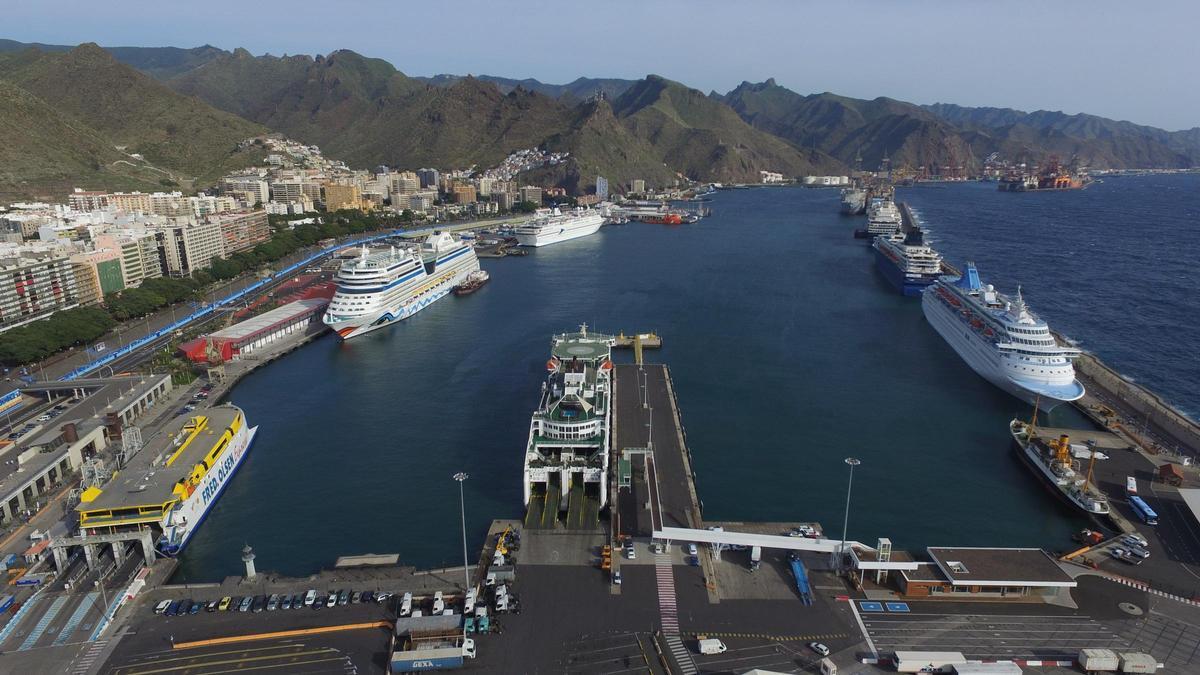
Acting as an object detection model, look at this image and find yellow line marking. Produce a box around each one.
[171,621,391,649]
[121,648,336,674]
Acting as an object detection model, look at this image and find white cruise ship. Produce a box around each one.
[513,207,604,247]
[865,198,902,236]
[922,263,1084,408]
[523,326,614,530]
[322,232,479,339]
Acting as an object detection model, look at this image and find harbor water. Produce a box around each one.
[173,175,1199,581]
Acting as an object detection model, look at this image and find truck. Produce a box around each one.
[389,638,476,672]
[893,651,967,673]
[788,554,813,605]
[0,594,14,613]
[750,546,761,571]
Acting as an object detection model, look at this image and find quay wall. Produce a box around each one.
[1074,353,1200,456]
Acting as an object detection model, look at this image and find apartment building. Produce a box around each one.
[0,253,80,332]
[518,186,542,205]
[211,210,270,255]
[155,221,225,277]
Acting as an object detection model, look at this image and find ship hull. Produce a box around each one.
[514,216,603,247]
[921,287,1081,409]
[324,249,479,340]
[157,424,258,557]
[873,247,938,297]
[1010,423,1109,516]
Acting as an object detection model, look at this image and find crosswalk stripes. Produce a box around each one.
[54,591,100,646]
[71,638,108,675]
[20,594,69,650]
[654,553,697,675]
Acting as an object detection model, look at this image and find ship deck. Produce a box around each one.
[551,339,611,361]
[79,406,242,520]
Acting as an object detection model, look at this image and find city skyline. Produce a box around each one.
[5,0,1198,131]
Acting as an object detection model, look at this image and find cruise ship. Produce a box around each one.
[522,326,614,530]
[854,198,903,239]
[322,232,480,339]
[840,187,867,215]
[513,207,605,247]
[921,263,1085,408]
[872,227,944,296]
[1010,420,1110,515]
[76,405,258,557]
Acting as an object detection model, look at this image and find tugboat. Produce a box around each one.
[453,269,490,296]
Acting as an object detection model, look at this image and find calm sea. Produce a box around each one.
[172,174,1199,581]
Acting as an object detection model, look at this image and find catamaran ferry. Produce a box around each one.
[921,263,1084,408]
[76,404,258,557]
[513,207,604,247]
[322,232,480,339]
[523,325,614,529]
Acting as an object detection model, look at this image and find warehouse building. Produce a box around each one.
[179,298,329,363]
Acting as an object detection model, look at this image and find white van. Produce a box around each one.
[495,593,509,613]
[432,591,445,614]
[154,599,171,614]
[462,637,477,659]
[399,592,413,617]
[698,638,727,655]
[303,589,317,606]
[464,588,477,613]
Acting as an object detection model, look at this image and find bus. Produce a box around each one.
[1129,495,1158,525]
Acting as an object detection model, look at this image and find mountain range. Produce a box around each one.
[0,39,1196,200]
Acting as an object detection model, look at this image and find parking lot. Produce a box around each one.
[689,637,827,674]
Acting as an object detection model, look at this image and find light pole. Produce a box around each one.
[839,457,861,574]
[453,472,470,592]
[95,578,108,617]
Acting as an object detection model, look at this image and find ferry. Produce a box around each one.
[1010,419,1110,515]
[513,207,604,247]
[76,405,258,557]
[523,325,614,529]
[921,263,1085,408]
[872,227,943,296]
[322,232,480,339]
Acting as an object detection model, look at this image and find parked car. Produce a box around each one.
[206,600,219,612]
[188,602,202,615]
[1127,546,1151,559]
[360,590,374,603]
[686,543,698,556]
[612,571,622,585]
[313,594,326,609]
[338,590,350,606]
[238,596,253,612]
[304,589,317,606]
[165,600,181,616]
[1121,534,1149,548]
[266,594,279,611]
[809,642,830,657]
[251,596,266,613]
[326,591,338,608]
[625,544,636,560]
[218,596,233,611]
[154,600,171,615]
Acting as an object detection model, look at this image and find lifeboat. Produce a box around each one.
[546,358,559,372]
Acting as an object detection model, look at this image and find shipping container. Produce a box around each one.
[0,594,15,612]
[894,651,967,673]
[1078,648,1119,671]
[1117,652,1157,674]
[953,663,1022,674]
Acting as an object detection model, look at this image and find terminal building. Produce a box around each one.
[891,547,1077,599]
[179,297,329,363]
[0,375,173,527]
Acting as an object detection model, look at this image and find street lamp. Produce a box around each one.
[838,457,861,573]
[453,472,470,592]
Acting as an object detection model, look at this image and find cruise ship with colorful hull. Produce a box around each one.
[872,227,943,296]
[76,404,258,557]
[322,232,480,339]
[921,263,1085,408]
[522,326,614,529]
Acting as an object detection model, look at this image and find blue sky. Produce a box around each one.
[7,0,1197,130]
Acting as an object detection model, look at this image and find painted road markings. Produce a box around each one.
[859,601,884,612]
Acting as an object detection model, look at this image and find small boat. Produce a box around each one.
[454,270,490,296]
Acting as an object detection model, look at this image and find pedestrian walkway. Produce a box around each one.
[71,638,108,674]
[654,552,697,674]
[54,591,99,645]
[20,593,69,650]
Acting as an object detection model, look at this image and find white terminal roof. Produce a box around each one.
[208,298,328,342]
[1178,488,1200,525]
